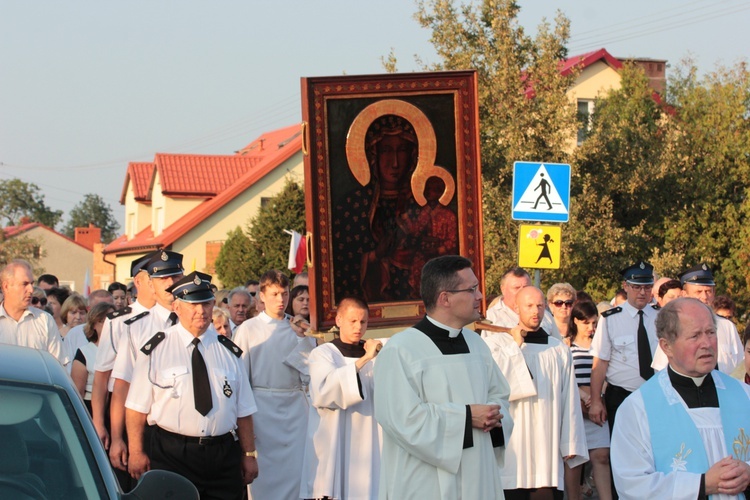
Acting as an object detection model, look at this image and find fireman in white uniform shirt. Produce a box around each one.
[651,264,743,375]
[125,271,258,499]
[108,249,184,474]
[90,251,157,491]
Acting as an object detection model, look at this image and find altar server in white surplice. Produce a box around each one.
[375,255,513,500]
[612,298,750,500]
[233,269,316,500]
[485,286,588,499]
[300,297,383,500]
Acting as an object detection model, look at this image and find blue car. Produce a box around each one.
[0,344,198,499]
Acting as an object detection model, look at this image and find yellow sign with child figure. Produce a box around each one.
[518,225,561,270]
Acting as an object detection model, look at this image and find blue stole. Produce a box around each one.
[641,369,750,475]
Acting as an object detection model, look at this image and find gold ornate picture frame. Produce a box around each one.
[301,70,484,330]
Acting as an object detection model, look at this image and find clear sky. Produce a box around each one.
[1,0,747,229]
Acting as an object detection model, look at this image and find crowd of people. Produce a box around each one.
[1,253,749,499]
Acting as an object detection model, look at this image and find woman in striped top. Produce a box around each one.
[569,300,612,500]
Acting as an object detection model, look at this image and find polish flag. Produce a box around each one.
[83,269,91,298]
[285,230,306,274]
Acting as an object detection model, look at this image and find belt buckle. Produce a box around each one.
[198,436,212,445]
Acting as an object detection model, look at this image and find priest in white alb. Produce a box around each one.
[611,297,750,499]
[300,297,383,500]
[484,286,588,499]
[374,255,513,499]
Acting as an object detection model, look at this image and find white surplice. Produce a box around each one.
[233,312,316,500]
[611,372,750,500]
[374,325,513,500]
[485,332,588,490]
[300,342,383,500]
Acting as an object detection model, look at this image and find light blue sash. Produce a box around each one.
[641,369,750,475]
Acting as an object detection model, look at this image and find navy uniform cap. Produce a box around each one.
[146,250,184,278]
[130,250,160,277]
[619,261,654,285]
[167,271,214,303]
[678,263,715,287]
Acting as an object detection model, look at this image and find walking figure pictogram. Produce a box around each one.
[532,173,553,210]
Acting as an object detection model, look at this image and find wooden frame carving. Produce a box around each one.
[301,70,484,330]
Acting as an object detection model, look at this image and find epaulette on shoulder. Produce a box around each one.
[602,306,622,318]
[107,306,131,320]
[217,335,243,358]
[140,332,165,355]
[651,304,661,311]
[124,311,150,326]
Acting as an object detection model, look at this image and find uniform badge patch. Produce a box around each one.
[223,379,233,398]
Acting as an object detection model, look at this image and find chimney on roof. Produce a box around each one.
[19,216,31,225]
[74,223,102,251]
[259,139,265,151]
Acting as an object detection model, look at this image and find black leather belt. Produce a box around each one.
[155,426,233,445]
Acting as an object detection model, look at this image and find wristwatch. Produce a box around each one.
[244,450,258,458]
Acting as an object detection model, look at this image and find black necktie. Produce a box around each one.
[168,312,178,326]
[191,338,213,416]
[637,310,654,381]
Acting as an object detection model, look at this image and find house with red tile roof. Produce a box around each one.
[563,48,666,146]
[104,124,303,285]
[3,222,111,291]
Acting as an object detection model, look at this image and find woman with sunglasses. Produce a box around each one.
[31,286,48,311]
[547,282,577,343]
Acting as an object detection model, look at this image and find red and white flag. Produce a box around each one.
[83,269,91,298]
[285,230,306,274]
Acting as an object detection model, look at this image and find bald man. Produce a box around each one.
[485,286,588,499]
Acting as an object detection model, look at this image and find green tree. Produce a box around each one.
[570,63,669,297]
[661,59,750,309]
[0,178,63,228]
[62,194,121,243]
[214,179,306,287]
[243,179,306,280]
[394,0,577,293]
[0,231,44,271]
[214,227,255,288]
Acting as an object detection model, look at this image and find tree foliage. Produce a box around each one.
[395,2,750,308]
[215,179,306,287]
[214,226,255,289]
[403,0,578,293]
[0,234,44,270]
[62,194,121,243]
[0,179,63,228]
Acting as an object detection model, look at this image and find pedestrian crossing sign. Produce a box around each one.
[518,224,561,270]
[512,162,570,222]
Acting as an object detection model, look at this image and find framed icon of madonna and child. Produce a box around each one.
[301,70,485,330]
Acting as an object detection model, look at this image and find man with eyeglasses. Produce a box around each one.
[374,255,513,498]
[0,259,67,365]
[589,261,659,436]
[651,264,743,375]
[485,285,588,499]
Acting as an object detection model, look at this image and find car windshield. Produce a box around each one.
[0,381,108,500]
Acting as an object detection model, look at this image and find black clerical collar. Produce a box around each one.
[413,316,470,355]
[331,338,366,358]
[524,328,549,344]
[667,366,718,408]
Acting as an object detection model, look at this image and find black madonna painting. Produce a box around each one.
[301,71,484,329]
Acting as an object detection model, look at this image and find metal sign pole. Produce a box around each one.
[533,269,541,288]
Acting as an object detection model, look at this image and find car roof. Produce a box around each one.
[0,343,71,386]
